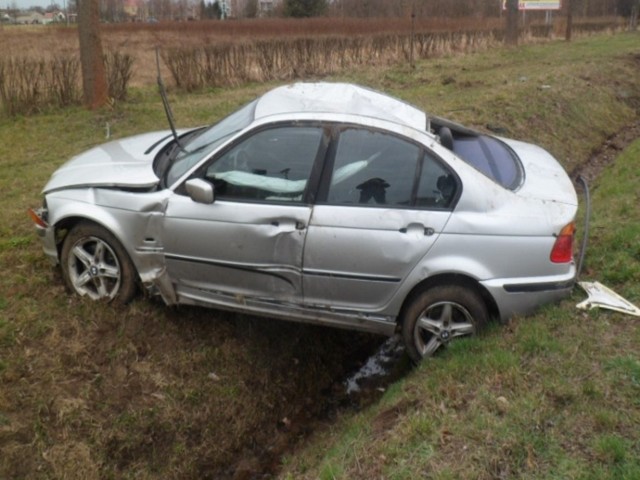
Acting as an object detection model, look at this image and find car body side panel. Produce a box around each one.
[432,144,578,234]
[302,205,452,310]
[45,188,168,253]
[162,195,311,302]
[356,152,578,319]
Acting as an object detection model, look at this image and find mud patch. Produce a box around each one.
[571,119,640,185]
[224,333,411,479]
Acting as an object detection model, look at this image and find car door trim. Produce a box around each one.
[303,268,402,283]
[165,253,298,288]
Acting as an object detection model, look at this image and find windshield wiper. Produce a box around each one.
[156,48,190,154]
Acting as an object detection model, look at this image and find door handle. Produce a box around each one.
[400,223,435,236]
[269,220,306,231]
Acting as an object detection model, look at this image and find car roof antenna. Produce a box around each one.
[155,47,188,153]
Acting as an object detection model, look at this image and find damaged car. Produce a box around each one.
[29,82,578,362]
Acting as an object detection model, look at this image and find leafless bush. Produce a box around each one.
[0,58,48,116]
[0,49,134,116]
[161,29,505,91]
[50,55,80,107]
[161,48,204,92]
[105,51,134,102]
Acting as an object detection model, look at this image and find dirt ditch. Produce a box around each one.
[571,118,640,185]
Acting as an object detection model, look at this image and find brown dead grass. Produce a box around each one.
[0,16,624,88]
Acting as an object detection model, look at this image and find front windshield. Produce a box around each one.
[165,99,257,186]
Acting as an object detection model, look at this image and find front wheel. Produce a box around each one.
[60,223,137,304]
[401,285,488,363]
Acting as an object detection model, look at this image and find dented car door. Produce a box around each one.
[162,125,326,304]
[163,198,311,303]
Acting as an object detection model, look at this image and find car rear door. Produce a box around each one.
[302,126,457,311]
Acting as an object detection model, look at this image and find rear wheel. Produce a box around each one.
[60,223,137,304]
[401,285,488,363]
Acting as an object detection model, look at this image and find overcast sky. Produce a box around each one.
[5,0,65,9]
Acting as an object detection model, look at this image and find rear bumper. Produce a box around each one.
[481,266,576,321]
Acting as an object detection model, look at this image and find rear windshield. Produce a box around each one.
[451,134,522,190]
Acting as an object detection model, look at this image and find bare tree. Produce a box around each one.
[505,0,519,45]
[566,0,573,41]
[244,0,259,18]
[77,0,108,109]
[630,0,640,30]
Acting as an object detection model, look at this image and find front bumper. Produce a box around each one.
[29,208,59,265]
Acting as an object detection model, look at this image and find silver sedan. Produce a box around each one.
[30,83,578,362]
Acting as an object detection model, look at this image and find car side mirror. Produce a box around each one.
[185,178,215,204]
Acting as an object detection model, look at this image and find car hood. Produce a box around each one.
[43,131,176,193]
[503,138,578,206]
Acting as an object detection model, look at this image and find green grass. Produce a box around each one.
[280,34,640,480]
[280,135,640,478]
[1,31,639,479]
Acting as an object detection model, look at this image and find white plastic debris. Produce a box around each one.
[577,281,640,316]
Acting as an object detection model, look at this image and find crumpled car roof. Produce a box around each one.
[253,82,427,130]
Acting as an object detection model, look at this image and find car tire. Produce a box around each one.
[401,285,488,363]
[60,222,137,304]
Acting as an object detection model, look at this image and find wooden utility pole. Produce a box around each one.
[409,3,416,68]
[505,0,519,46]
[630,2,639,31]
[565,0,573,41]
[77,0,108,109]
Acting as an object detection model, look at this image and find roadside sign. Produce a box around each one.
[503,0,561,10]
[520,1,561,9]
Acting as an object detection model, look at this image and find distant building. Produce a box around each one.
[15,11,45,24]
[123,0,140,20]
[259,0,277,15]
[43,12,66,24]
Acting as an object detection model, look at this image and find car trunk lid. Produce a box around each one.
[503,138,578,206]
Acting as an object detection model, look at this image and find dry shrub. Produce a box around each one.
[0,50,134,116]
[51,55,81,107]
[104,51,134,101]
[161,47,203,92]
[0,58,48,116]
[161,29,504,91]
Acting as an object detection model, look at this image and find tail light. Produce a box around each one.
[550,222,575,263]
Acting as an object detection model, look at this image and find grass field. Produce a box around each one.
[0,31,639,479]
[280,138,640,480]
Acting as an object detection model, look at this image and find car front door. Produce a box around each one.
[162,124,328,305]
[302,126,458,312]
